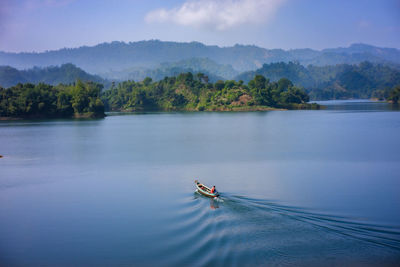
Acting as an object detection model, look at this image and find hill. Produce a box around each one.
[100,58,238,82]
[1,41,399,75]
[0,64,108,88]
[235,61,400,100]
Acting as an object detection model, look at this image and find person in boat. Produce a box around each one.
[211,186,216,194]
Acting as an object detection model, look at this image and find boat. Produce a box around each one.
[195,180,219,198]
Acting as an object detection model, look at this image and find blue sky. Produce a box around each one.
[0,0,399,52]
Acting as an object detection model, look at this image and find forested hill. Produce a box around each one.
[0,64,108,88]
[1,41,399,74]
[236,61,400,100]
[100,58,238,82]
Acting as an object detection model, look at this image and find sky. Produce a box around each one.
[0,0,399,52]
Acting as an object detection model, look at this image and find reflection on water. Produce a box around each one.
[194,191,220,209]
[209,198,220,210]
[317,99,400,112]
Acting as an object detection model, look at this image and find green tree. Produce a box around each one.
[388,85,400,103]
[143,77,153,86]
[214,80,225,91]
[248,75,272,105]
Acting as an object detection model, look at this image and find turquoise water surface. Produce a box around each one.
[0,100,399,266]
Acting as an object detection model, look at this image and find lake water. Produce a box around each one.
[1,100,400,266]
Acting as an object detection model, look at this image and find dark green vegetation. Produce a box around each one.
[1,41,399,74]
[1,41,400,102]
[0,64,108,88]
[1,73,316,119]
[102,73,316,112]
[236,61,400,100]
[0,81,105,119]
[387,85,400,104]
[2,61,399,104]
[1,40,399,105]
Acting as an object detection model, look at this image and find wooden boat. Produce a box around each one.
[195,180,219,198]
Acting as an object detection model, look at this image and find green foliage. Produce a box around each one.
[236,61,400,100]
[0,64,108,88]
[0,80,105,118]
[214,80,225,91]
[387,85,400,104]
[0,73,316,118]
[102,73,313,112]
[280,87,310,104]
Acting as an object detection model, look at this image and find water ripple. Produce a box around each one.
[155,192,400,265]
[229,195,400,251]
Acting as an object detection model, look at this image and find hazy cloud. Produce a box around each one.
[145,0,286,31]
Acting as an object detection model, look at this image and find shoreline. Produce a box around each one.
[112,103,321,113]
[0,104,322,120]
[1,105,323,120]
[114,106,285,112]
[0,112,106,121]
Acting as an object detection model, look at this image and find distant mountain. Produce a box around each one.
[235,61,400,100]
[322,43,400,62]
[1,41,399,75]
[159,58,238,79]
[101,58,238,82]
[0,64,107,88]
[285,43,400,66]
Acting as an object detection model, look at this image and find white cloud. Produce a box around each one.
[145,0,286,31]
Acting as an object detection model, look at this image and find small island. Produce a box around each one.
[0,73,319,119]
[103,73,319,112]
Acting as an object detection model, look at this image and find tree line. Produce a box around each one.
[102,73,316,112]
[0,80,104,118]
[0,73,318,118]
[387,85,400,104]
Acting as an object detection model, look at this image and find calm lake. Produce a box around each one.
[1,100,399,266]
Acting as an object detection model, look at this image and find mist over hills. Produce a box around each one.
[100,57,238,82]
[1,41,399,101]
[236,61,400,100]
[1,40,399,76]
[0,58,236,88]
[0,64,107,88]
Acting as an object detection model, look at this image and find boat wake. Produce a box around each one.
[224,194,400,251]
[154,192,400,266]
